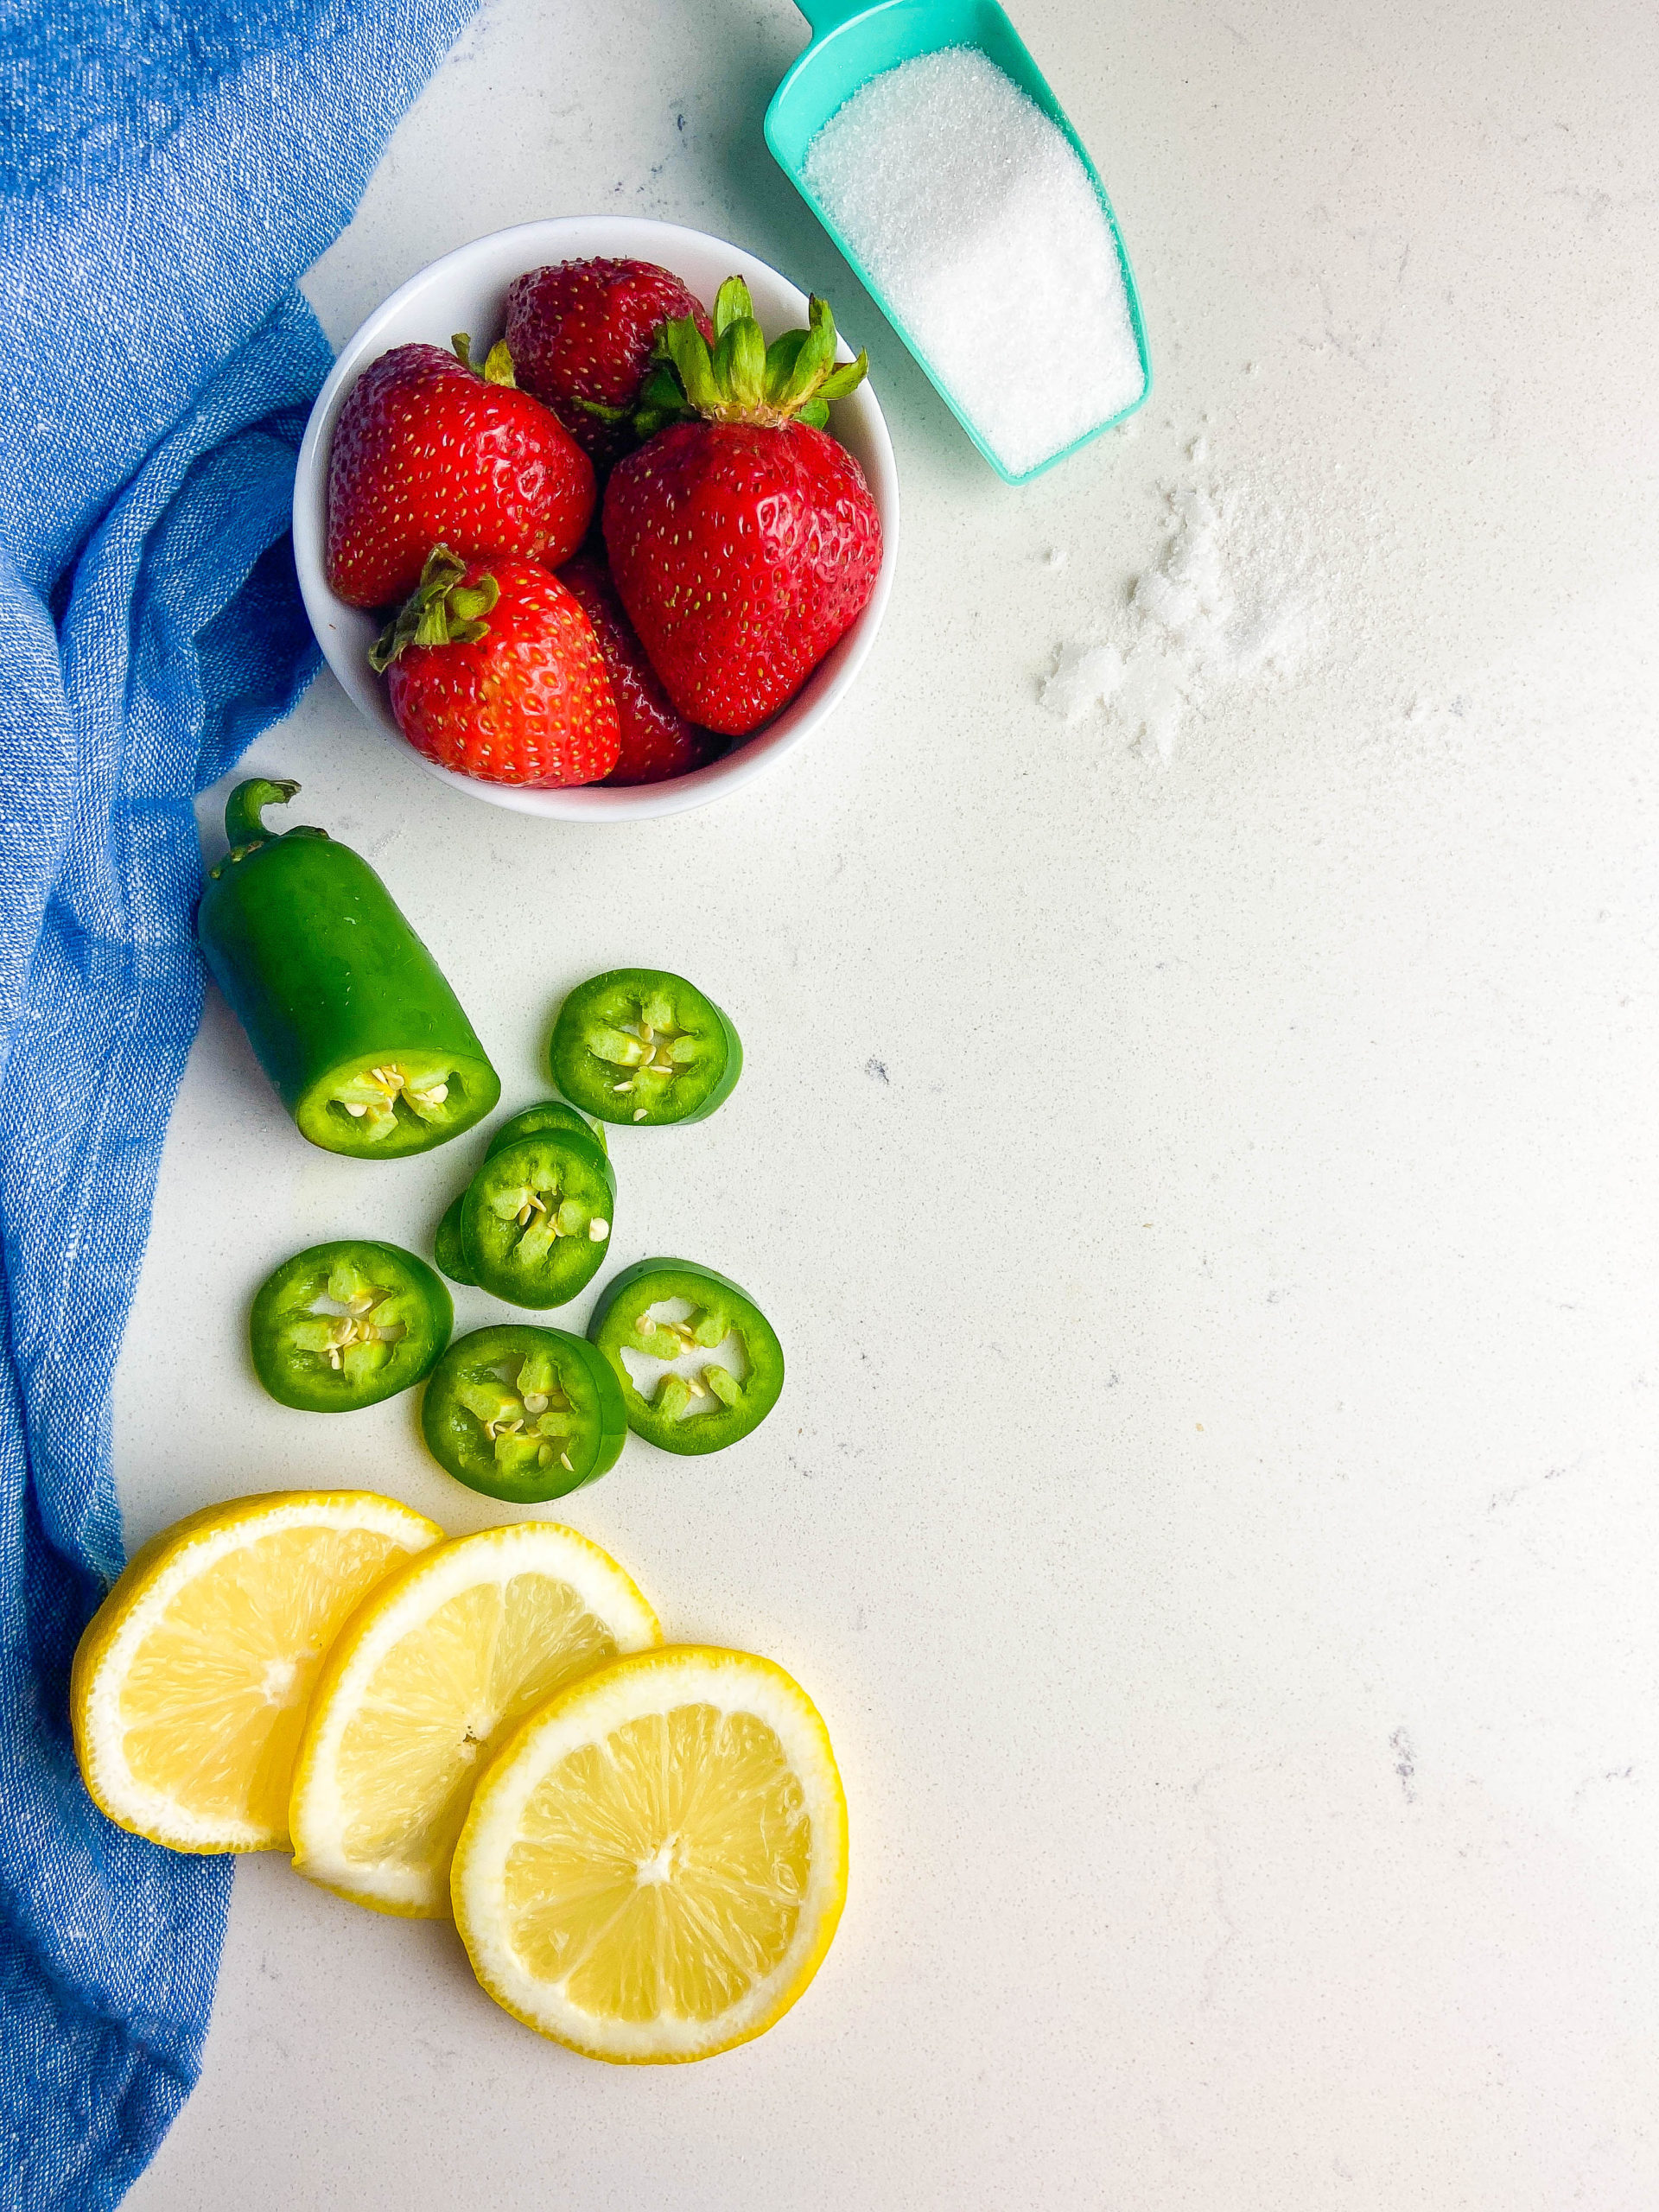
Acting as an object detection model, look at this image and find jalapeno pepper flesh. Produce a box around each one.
[250,1240,453,1411]
[197,779,500,1159]
[587,1259,783,1455]
[434,1194,478,1286]
[486,1099,607,1159]
[420,1324,626,1501]
[461,1130,615,1308]
[549,969,741,1127]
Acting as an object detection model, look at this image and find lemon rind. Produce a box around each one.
[70,1491,442,1855]
[289,1520,661,1916]
[450,1644,849,2064]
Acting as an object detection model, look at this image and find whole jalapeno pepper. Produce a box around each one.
[250,1241,453,1411]
[587,1259,783,1454]
[421,1324,626,1501]
[549,969,741,1127]
[197,778,500,1159]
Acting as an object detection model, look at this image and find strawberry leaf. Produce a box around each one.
[715,317,766,412]
[451,333,518,386]
[370,546,497,671]
[817,351,869,404]
[663,315,720,412]
[774,297,836,405]
[763,330,809,404]
[624,287,866,437]
[712,275,754,339]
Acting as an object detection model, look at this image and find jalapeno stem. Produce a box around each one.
[224,777,302,849]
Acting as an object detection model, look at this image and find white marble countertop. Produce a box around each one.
[121,0,1659,2203]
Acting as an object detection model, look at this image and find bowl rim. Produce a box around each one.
[292,215,899,822]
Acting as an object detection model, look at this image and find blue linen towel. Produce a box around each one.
[0,3,477,2204]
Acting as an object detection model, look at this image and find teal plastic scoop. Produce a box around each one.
[765,0,1151,485]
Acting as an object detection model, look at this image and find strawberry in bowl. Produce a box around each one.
[371,548,620,787]
[557,553,719,786]
[505,257,713,468]
[326,336,594,608]
[603,278,882,737]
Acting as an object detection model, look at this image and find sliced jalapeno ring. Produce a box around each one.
[486,1098,608,1159]
[250,1240,453,1412]
[461,1130,615,1309]
[433,1193,477,1287]
[420,1324,626,1501]
[549,968,741,1128]
[588,1259,782,1456]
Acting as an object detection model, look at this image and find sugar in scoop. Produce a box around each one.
[803,46,1145,480]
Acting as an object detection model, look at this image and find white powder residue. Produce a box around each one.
[803,47,1144,477]
[1042,640,1125,722]
[1039,481,1316,761]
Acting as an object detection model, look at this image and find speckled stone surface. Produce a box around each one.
[122,0,1659,2203]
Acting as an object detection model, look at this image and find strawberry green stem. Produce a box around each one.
[451,333,517,386]
[629,279,868,436]
[370,547,501,673]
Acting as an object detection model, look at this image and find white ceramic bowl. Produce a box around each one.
[293,217,899,820]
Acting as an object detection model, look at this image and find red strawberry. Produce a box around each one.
[601,282,882,736]
[505,259,714,467]
[327,335,594,609]
[371,548,620,787]
[557,553,719,785]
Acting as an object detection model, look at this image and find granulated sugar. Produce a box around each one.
[803,47,1143,477]
[1040,481,1316,760]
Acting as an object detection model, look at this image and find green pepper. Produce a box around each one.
[421,1324,626,1501]
[549,969,741,1127]
[433,1194,477,1287]
[250,1240,453,1411]
[432,1104,608,1287]
[487,1099,607,1159]
[461,1129,614,1308]
[197,779,500,1159]
[588,1259,783,1455]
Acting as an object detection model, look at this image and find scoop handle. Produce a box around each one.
[795,0,873,32]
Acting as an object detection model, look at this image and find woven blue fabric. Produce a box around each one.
[0,4,477,2204]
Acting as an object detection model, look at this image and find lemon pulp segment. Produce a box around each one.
[505,1701,810,2020]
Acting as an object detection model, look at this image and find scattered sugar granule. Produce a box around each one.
[803,47,1143,477]
[1039,640,1125,724]
[1039,480,1315,761]
[1044,546,1069,569]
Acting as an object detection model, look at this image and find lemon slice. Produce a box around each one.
[289,1521,660,1916]
[452,1645,848,2063]
[71,1490,441,1853]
